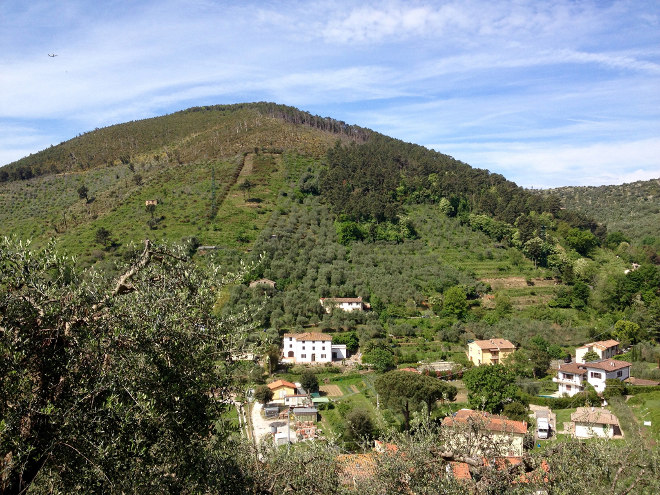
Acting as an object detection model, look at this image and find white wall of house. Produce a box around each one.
[585,365,630,393]
[574,422,615,439]
[554,370,586,397]
[331,344,347,360]
[319,298,364,313]
[576,344,618,364]
[283,336,332,363]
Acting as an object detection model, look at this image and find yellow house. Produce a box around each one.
[267,379,296,404]
[467,339,515,366]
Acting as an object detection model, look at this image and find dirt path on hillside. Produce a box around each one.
[479,277,558,289]
[239,153,254,177]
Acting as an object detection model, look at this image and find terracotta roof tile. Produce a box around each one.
[283,332,332,341]
[267,379,296,390]
[577,339,619,350]
[557,362,588,375]
[450,462,472,480]
[585,359,631,372]
[320,297,363,303]
[471,339,516,351]
[442,409,527,434]
[571,407,620,426]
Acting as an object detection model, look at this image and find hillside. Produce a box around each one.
[543,179,660,249]
[3,103,660,493]
[1,103,656,337]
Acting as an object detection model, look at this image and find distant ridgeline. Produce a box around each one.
[0,102,370,183]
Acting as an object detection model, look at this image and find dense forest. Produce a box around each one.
[1,103,659,494]
[543,179,660,251]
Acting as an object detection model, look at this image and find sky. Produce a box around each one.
[1,0,659,188]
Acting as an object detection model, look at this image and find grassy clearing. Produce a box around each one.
[626,391,660,444]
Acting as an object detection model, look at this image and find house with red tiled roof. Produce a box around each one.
[467,339,516,366]
[553,359,631,396]
[575,339,620,363]
[442,409,528,457]
[572,407,622,438]
[282,332,347,363]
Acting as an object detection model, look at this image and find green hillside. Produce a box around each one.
[543,179,660,251]
[3,102,660,494]
[1,102,657,344]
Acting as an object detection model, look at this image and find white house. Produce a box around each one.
[282,332,348,363]
[571,407,622,438]
[554,359,631,397]
[575,339,620,363]
[319,297,367,313]
[441,409,527,458]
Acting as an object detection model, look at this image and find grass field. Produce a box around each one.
[621,392,660,445]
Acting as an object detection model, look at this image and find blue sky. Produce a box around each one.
[1,0,659,188]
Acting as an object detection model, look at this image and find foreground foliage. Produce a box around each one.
[0,238,257,493]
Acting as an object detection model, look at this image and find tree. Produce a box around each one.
[362,347,395,373]
[77,183,88,201]
[603,379,626,400]
[0,238,258,493]
[566,228,599,256]
[582,349,600,362]
[265,344,280,374]
[443,286,468,319]
[345,409,374,443]
[133,173,143,186]
[238,179,254,199]
[332,332,359,354]
[375,371,456,430]
[146,202,157,218]
[529,348,551,378]
[463,364,519,414]
[502,401,529,422]
[300,370,319,393]
[94,226,112,247]
[613,319,642,346]
[254,385,274,405]
[522,236,552,267]
[547,344,564,359]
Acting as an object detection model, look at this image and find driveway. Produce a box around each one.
[529,404,557,439]
[251,401,295,445]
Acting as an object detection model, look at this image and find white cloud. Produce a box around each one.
[430,138,660,188]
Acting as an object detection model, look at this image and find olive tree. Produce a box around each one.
[0,238,260,493]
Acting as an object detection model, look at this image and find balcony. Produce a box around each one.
[553,374,583,387]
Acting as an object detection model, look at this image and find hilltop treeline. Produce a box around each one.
[321,136,601,235]
[0,103,370,183]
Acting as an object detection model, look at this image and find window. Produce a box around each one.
[321,354,326,359]
[322,346,326,350]
[590,372,602,379]
[302,346,305,350]
[564,373,573,380]
[289,344,292,348]
[617,371,622,377]
[566,385,571,391]
[301,354,306,359]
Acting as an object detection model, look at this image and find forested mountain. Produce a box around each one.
[2,103,659,494]
[542,179,660,250]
